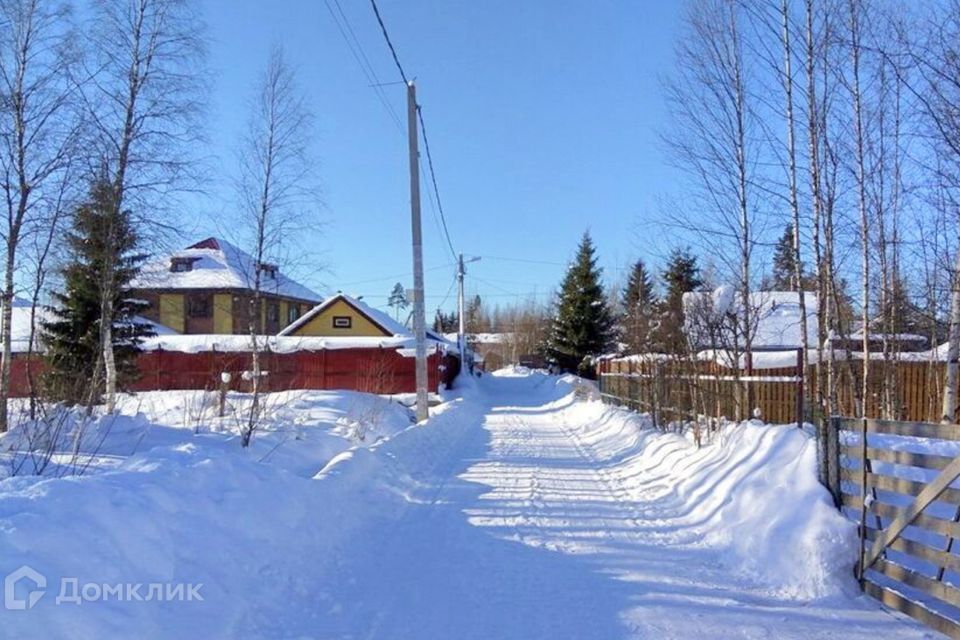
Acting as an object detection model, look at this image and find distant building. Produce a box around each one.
[280,293,409,338]
[682,288,928,354]
[130,237,321,335]
[682,289,819,351]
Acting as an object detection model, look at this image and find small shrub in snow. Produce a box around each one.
[1,404,121,477]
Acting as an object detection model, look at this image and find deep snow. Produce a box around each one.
[0,371,937,638]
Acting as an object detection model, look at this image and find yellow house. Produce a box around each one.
[279,293,408,338]
[130,237,322,335]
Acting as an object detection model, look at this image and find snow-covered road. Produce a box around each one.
[0,371,938,639]
[312,372,934,639]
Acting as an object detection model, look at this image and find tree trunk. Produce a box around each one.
[0,259,14,431]
[850,0,870,418]
[942,248,960,422]
[782,0,809,425]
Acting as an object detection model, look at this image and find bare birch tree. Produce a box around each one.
[235,46,317,447]
[845,0,872,417]
[82,0,205,412]
[898,0,960,422]
[805,0,838,421]
[0,0,81,431]
[663,0,763,420]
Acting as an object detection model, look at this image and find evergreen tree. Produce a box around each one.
[769,225,799,290]
[548,232,614,375]
[621,259,657,354]
[42,179,152,404]
[466,295,485,333]
[433,310,458,333]
[656,247,703,353]
[387,282,409,320]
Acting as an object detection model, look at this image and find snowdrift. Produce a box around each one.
[562,397,858,600]
[0,388,430,638]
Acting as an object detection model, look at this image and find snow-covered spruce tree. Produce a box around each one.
[548,232,614,376]
[621,259,657,354]
[655,247,703,354]
[42,179,152,405]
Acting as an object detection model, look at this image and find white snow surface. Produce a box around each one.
[131,237,321,302]
[0,372,933,638]
[7,298,178,353]
[684,289,820,350]
[139,333,449,354]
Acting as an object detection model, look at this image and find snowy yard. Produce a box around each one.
[0,370,938,638]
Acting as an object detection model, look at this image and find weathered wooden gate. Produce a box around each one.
[827,417,960,637]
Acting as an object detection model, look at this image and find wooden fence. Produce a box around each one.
[597,356,953,425]
[9,347,458,398]
[828,417,960,638]
[596,356,804,425]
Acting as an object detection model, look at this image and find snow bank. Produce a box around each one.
[139,333,449,354]
[565,400,858,600]
[0,388,429,638]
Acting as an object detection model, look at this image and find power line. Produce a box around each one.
[368,0,458,263]
[480,255,569,267]
[369,0,408,83]
[472,276,517,296]
[338,262,455,286]
[417,106,457,261]
[435,272,458,310]
[324,0,403,131]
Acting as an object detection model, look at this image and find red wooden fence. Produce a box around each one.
[8,347,458,397]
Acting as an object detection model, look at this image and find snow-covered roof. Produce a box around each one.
[140,334,448,355]
[683,288,819,349]
[442,332,511,345]
[279,293,408,338]
[131,237,322,302]
[8,299,178,354]
[847,329,927,343]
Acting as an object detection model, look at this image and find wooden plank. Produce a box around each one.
[873,557,960,609]
[864,526,960,575]
[843,494,960,539]
[841,468,960,505]
[863,454,960,572]
[863,580,960,639]
[841,445,957,471]
[836,417,960,442]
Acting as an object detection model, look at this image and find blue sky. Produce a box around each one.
[194,0,683,314]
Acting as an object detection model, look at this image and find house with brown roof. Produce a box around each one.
[130,237,322,335]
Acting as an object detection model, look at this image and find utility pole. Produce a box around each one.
[457,253,466,369]
[456,254,481,374]
[407,80,429,422]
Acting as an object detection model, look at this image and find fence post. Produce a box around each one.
[652,361,661,429]
[796,347,805,428]
[218,372,230,418]
[597,360,607,403]
[820,416,841,508]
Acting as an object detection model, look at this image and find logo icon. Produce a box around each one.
[4,566,46,610]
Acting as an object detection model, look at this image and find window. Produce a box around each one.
[170,257,195,272]
[187,294,211,318]
[287,304,300,324]
[257,262,278,279]
[332,316,352,329]
[266,301,280,323]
